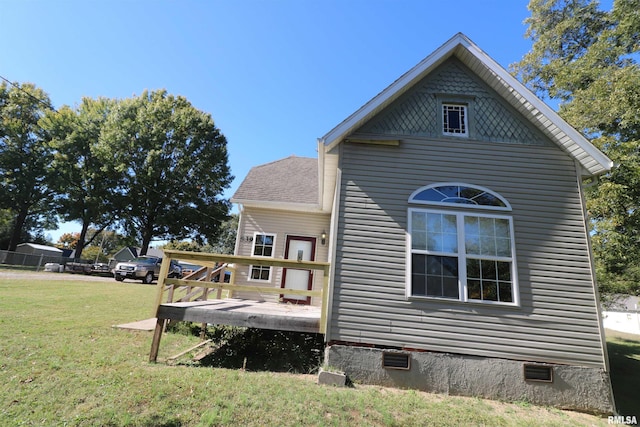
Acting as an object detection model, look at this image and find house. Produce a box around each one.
[229,33,616,413]
[603,295,640,336]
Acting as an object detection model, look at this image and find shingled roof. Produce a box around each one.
[231,156,318,207]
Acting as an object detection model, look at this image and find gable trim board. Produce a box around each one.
[232,33,615,413]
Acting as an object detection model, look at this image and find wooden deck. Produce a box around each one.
[156,298,321,333]
[148,250,331,362]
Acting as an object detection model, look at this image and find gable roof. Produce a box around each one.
[16,243,63,253]
[113,246,164,260]
[231,156,319,210]
[319,33,613,177]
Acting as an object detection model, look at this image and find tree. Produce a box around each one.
[55,232,80,250]
[41,97,120,259]
[512,0,640,295]
[91,229,137,257]
[162,213,239,255]
[97,90,233,255]
[209,213,238,255]
[0,81,56,251]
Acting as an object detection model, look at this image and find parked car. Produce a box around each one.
[91,263,112,277]
[114,256,182,284]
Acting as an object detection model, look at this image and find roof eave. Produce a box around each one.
[460,40,613,176]
[231,198,326,213]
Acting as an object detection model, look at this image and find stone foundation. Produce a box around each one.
[325,345,615,414]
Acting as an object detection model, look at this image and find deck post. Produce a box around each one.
[320,265,330,334]
[153,257,174,313]
[149,318,167,362]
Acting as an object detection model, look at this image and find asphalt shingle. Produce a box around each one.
[232,156,317,205]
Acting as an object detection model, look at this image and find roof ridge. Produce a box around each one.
[250,155,315,170]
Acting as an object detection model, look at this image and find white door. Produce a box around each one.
[281,237,315,304]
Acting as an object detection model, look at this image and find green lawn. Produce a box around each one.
[606,329,640,416]
[0,271,632,426]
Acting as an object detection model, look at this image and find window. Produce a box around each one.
[250,265,271,281]
[442,103,468,136]
[410,184,509,210]
[249,233,275,282]
[408,184,518,305]
[253,233,275,256]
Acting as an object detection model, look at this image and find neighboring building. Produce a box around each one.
[231,33,615,413]
[603,295,640,336]
[15,243,64,258]
[3,243,66,268]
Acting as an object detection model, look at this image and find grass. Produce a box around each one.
[606,330,640,416]
[0,271,633,426]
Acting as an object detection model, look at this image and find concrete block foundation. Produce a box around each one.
[325,344,615,414]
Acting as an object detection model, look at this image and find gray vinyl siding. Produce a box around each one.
[235,207,330,306]
[331,137,606,368]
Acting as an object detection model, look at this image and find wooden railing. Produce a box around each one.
[154,249,332,333]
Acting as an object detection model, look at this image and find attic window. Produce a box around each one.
[443,103,468,136]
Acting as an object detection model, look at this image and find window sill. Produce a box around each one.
[407,295,521,309]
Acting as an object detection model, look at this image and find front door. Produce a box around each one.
[281,236,316,304]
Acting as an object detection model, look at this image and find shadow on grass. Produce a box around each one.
[607,336,640,416]
[168,323,324,373]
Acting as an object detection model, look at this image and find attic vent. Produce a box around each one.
[382,352,410,370]
[523,364,553,383]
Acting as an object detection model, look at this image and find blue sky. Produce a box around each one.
[1,1,545,242]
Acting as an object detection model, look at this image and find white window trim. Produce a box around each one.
[248,232,276,282]
[406,207,520,307]
[442,103,469,137]
[408,182,512,211]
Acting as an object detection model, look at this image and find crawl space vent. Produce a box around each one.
[382,352,410,370]
[523,364,553,383]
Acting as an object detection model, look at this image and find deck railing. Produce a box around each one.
[154,249,332,333]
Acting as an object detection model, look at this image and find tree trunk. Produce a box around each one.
[7,208,29,252]
[140,227,153,256]
[74,221,90,261]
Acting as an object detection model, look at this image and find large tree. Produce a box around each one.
[512,0,640,295]
[163,213,239,255]
[0,82,56,251]
[97,90,233,255]
[41,97,120,260]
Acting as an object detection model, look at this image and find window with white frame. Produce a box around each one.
[442,103,468,136]
[408,184,518,305]
[249,233,275,281]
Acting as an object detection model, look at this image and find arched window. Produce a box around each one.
[407,183,518,305]
[409,183,511,210]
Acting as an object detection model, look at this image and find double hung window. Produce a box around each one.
[408,184,518,305]
[249,233,275,281]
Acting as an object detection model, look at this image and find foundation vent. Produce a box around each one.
[382,352,410,370]
[523,364,553,383]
